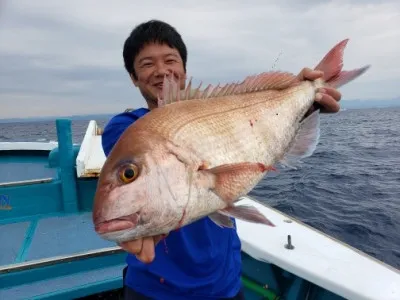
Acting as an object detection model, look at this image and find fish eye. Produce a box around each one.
[118,163,139,183]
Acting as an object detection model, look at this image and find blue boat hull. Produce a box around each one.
[0,120,348,299]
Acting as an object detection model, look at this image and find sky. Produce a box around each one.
[0,0,399,118]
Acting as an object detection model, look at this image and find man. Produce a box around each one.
[102,20,342,300]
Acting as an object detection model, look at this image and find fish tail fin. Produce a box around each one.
[314,38,370,88]
[279,39,371,170]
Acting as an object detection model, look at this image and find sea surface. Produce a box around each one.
[1,107,399,271]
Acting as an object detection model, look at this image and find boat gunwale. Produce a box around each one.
[0,178,54,187]
[0,246,124,274]
[0,142,58,152]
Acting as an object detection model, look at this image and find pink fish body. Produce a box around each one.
[93,39,370,243]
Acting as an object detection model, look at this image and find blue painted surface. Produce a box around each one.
[15,219,38,263]
[0,221,30,265]
[26,213,114,261]
[76,179,98,212]
[0,264,124,300]
[0,152,57,184]
[48,145,80,168]
[0,254,126,299]
[1,251,126,289]
[241,252,281,293]
[0,181,62,221]
[56,119,79,213]
[0,118,347,300]
[286,277,308,300]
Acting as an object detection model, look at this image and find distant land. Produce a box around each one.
[340,98,400,109]
[0,98,399,123]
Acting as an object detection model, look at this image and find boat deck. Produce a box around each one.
[0,212,125,299]
[0,212,115,265]
[0,140,125,299]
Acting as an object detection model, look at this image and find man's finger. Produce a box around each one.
[315,93,340,113]
[119,239,143,255]
[298,68,323,81]
[319,87,342,102]
[136,237,156,264]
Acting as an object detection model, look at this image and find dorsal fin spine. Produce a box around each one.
[158,70,301,108]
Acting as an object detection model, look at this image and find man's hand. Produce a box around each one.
[118,234,167,264]
[297,67,342,114]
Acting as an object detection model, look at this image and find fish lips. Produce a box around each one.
[94,212,139,234]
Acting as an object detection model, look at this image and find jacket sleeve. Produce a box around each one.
[101,113,137,157]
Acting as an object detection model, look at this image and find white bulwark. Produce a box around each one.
[76,120,106,178]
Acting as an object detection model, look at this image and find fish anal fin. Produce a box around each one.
[281,109,320,169]
[219,205,275,227]
[208,213,234,228]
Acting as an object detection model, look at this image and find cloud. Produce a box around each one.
[0,0,399,118]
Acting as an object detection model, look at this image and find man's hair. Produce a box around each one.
[123,19,188,80]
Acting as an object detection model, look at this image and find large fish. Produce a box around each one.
[93,39,370,243]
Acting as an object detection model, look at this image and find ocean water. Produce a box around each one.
[1,107,399,270]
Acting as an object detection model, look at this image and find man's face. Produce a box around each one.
[132,42,186,108]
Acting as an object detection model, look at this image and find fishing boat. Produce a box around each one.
[0,118,399,300]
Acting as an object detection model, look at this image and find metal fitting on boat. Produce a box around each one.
[284,235,295,250]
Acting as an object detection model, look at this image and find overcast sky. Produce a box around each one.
[0,0,399,118]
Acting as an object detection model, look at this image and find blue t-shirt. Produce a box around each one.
[101,108,243,300]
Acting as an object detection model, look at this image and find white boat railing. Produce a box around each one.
[76,120,106,178]
[236,196,400,300]
[0,141,58,151]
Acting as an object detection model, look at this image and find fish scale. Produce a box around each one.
[139,83,314,168]
[93,38,371,242]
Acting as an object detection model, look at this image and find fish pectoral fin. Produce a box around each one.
[280,109,321,170]
[208,213,234,228]
[219,205,275,227]
[203,162,275,203]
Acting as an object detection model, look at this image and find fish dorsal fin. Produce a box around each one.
[157,71,300,107]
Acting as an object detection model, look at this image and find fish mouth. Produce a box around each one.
[154,83,163,90]
[94,213,139,234]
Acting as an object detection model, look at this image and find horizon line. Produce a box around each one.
[1,98,400,122]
